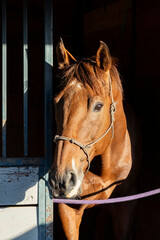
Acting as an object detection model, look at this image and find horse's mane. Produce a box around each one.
[56,58,123,96]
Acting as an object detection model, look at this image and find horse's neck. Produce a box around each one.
[101,101,132,183]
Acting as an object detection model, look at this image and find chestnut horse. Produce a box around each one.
[49,39,139,239]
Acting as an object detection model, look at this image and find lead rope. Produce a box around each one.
[53,188,160,204]
[54,74,116,174]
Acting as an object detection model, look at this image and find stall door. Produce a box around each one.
[0,0,53,239]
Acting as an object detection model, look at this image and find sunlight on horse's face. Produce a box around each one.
[49,78,111,198]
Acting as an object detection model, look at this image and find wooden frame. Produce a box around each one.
[0,0,53,239]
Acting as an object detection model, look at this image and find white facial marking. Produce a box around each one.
[66,158,83,198]
[69,79,82,89]
[72,158,77,174]
[76,83,82,89]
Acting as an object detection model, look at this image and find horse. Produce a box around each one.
[49,39,140,240]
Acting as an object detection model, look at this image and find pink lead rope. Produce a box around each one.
[53,188,160,205]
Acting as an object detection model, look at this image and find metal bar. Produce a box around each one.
[23,0,28,157]
[42,0,53,239]
[2,0,7,158]
[0,157,45,166]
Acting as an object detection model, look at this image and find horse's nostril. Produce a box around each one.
[69,172,77,187]
[48,170,78,197]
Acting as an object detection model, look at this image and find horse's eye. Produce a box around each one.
[94,103,103,112]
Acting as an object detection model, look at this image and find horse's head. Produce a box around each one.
[49,39,125,198]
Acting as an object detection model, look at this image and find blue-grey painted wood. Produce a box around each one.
[2,0,7,158]
[23,0,28,157]
[44,0,53,239]
[0,167,39,205]
[0,157,45,166]
[38,0,53,239]
[38,166,46,240]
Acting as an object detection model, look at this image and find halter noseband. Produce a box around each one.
[54,75,116,174]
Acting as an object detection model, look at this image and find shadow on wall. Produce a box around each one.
[9,222,52,240]
[12,226,38,240]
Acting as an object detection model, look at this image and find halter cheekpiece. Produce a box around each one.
[53,74,116,174]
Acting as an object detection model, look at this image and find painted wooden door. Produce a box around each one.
[0,0,53,239]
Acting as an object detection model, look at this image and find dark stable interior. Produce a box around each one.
[54,1,160,239]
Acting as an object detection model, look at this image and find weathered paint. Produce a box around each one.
[0,167,39,205]
[38,166,46,240]
[45,173,53,239]
[0,207,38,240]
[0,157,45,167]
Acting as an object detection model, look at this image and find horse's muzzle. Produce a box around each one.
[48,170,79,198]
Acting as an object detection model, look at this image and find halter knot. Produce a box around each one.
[54,135,59,143]
[70,139,74,144]
[110,101,116,121]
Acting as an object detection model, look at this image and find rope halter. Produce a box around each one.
[54,74,116,174]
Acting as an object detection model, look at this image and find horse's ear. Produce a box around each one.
[56,38,76,69]
[96,41,112,72]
